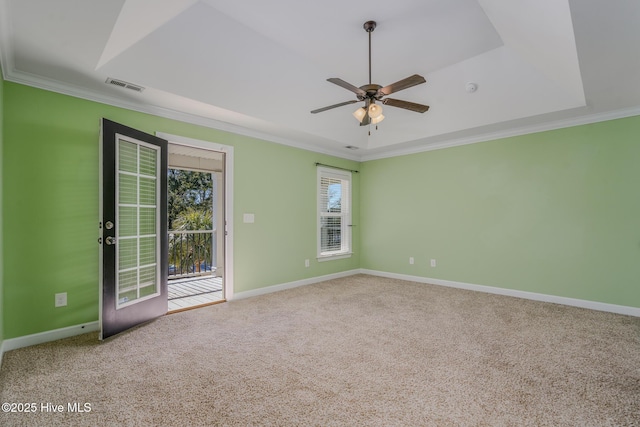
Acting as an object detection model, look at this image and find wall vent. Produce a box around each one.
[105,78,145,93]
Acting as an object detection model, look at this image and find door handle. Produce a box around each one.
[105,236,116,246]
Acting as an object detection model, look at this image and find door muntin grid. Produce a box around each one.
[116,135,161,309]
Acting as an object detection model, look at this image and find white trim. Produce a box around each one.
[1,66,359,161]
[2,269,637,358]
[0,0,634,168]
[317,253,353,262]
[2,322,100,353]
[2,69,640,163]
[360,106,640,161]
[231,269,360,301]
[155,132,235,300]
[360,269,640,317]
[317,167,352,260]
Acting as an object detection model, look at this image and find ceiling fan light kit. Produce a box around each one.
[311,20,429,129]
[367,103,383,119]
[371,114,385,125]
[353,107,367,121]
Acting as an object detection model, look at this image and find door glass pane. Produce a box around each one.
[118,270,137,304]
[139,146,157,176]
[116,136,160,307]
[139,207,156,235]
[119,141,138,173]
[119,238,137,270]
[139,237,156,266]
[139,177,155,205]
[119,207,137,237]
[119,174,137,204]
[139,266,156,287]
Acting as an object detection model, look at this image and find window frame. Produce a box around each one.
[316,166,352,261]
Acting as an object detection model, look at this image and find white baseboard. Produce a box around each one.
[1,269,635,366]
[231,269,361,301]
[3,269,361,354]
[361,269,640,317]
[2,322,99,353]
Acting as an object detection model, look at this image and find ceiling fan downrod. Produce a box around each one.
[364,21,376,85]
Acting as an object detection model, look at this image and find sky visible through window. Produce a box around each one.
[327,183,341,211]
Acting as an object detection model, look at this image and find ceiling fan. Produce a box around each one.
[311,20,429,127]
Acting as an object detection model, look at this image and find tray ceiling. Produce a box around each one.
[1,0,639,160]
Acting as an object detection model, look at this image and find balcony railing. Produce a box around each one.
[168,230,217,279]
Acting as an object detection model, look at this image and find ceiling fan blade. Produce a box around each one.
[310,100,358,114]
[378,74,426,97]
[327,78,366,97]
[383,98,430,113]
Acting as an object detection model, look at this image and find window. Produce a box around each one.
[317,167,351,261]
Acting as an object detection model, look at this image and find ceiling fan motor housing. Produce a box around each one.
[357,84,383,101]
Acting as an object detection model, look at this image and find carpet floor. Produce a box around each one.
[1,274,639,426]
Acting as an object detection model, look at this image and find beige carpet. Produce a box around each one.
[1,274,639,426]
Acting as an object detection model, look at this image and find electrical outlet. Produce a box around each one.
[55,292,67,307]
[430,259,437,267]
[409,257,414,265]
[305,259,310,268]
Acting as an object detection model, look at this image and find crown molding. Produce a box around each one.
[1,0,639,164]
[360,105,640,161]
[5,66,640,164]
[2,66,361,162]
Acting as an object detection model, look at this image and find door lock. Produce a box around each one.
[105,221,114,230]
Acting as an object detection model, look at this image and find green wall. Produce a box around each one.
[2,82,359,339]
[361,117,640,308]
[3,79,639,341]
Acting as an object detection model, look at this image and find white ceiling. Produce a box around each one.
[1,0,639,160]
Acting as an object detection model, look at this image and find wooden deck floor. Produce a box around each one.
[167,276,224,312]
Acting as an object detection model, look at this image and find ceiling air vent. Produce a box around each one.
[105,78,145,93]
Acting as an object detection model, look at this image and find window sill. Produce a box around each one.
[317,253,352,262]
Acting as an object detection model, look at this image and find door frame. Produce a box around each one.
[157,132,234,300]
